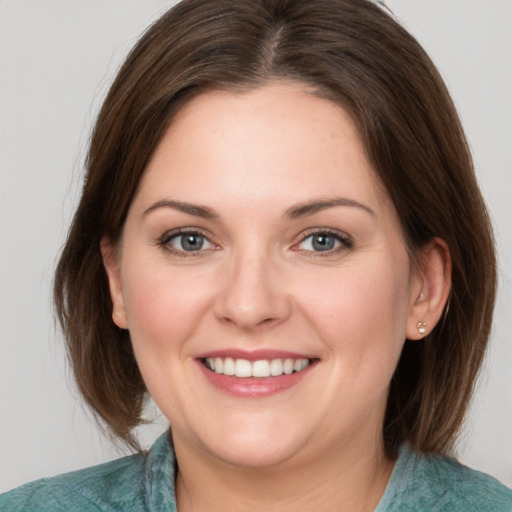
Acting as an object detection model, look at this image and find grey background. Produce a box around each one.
[1,0,511,492]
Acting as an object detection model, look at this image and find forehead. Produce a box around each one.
[133,82,392,218]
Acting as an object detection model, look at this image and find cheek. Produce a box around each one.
[121,261,215,355]
[295,256,411,361]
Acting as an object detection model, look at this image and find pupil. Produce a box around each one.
[312,234,334,251]
[182,234,203,251]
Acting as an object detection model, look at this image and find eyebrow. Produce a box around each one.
[142,199,218,220]
[142,196,374,221]
[284,197,375,219]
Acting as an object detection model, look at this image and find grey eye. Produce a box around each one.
[312,234,336,251]
[299,233,341,252]
[171,233,206,251]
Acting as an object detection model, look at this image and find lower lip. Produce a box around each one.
[197,360,316,398]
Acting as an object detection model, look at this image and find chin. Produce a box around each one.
[205,437,302,469]
[175,416,310,469]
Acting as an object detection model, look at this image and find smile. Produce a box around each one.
[204,357,310,378]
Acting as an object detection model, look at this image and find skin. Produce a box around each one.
[102,82,451,511]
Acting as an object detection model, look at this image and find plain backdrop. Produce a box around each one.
[1,0,511,492]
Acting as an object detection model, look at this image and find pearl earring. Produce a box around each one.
[417,322,427,335]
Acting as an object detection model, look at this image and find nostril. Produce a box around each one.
[212,264,293,330]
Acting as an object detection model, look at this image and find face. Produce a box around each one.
[103,83,424,469]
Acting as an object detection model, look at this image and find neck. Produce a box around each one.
[174,433,394,512]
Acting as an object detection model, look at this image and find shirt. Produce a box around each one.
[1,431,511,511]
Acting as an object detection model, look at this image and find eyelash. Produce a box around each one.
[157,228,353,257]
[293,229,353,256]
[157,228,217,258]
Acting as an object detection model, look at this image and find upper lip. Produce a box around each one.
[195,349,316,361]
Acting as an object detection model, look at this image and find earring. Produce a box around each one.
[417,321,427,335]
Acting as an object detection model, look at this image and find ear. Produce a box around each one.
[406,238,452,340]
[100,237,128,329]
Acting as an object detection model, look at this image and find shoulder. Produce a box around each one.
[0,431,177,512]
[0,452,148,512]
[377,445,512,512]
[420,453,512,511]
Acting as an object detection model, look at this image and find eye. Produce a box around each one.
[295,230,352,254]
[171,233,207,251]
[159,230,217,255]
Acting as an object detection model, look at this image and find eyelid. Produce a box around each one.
[156,226,353,258]
[292,228,353,253]
[157,227,219,256]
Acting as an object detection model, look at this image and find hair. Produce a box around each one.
[54,0,496,456]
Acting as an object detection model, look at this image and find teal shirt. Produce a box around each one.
[2,432,511,511]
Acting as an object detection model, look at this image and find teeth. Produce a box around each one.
[204,357,310,378]
[295,359,308,372]
[223,357,235,376]
[283,359,294,375]
[252,360,271,378]
[234,359,252,377]
[270,359,283,376]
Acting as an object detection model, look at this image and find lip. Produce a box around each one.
[195,349,315,361]
[195,350,318,398]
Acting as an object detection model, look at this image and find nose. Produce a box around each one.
[213,250,292,332]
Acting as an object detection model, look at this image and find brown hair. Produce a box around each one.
[54,0,497,456]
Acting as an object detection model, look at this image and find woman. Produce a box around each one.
[2,0,511,510]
